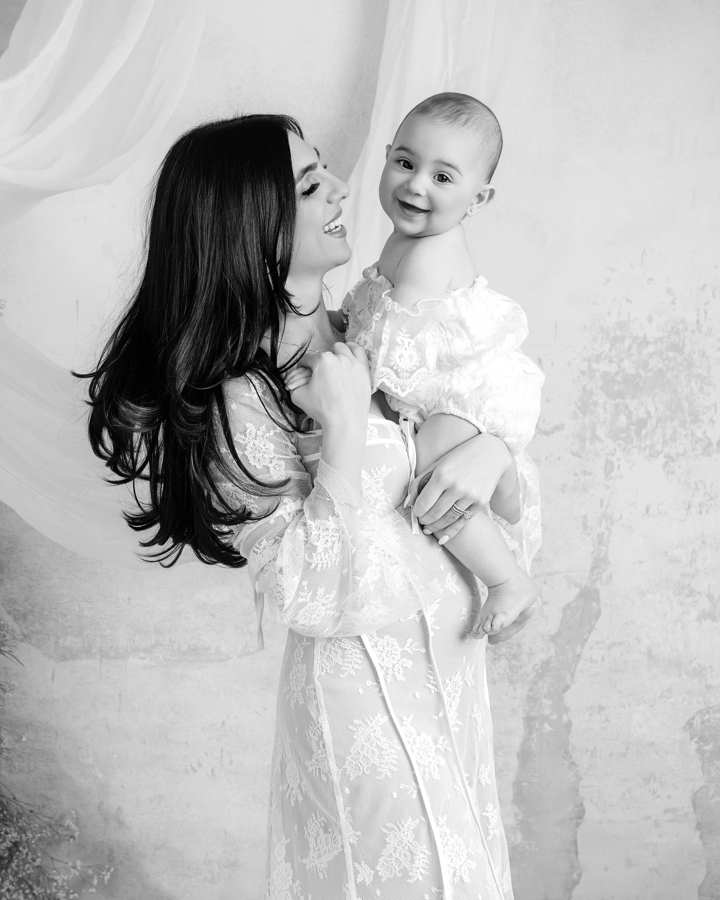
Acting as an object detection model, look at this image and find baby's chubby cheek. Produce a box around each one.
[378,167,396,212]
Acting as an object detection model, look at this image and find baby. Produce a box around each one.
[340,92,544,636]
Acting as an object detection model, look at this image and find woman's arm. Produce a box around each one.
[220,364,439,639]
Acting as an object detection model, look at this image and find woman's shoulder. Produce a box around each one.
[342,263,390,309]
[224,371,267,404]
[223,371,291,422]
[221,374,302,470]
[341,264,393,345]
[359,261,386,285]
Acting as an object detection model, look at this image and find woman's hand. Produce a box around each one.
[285,342,371,495]
[406,432,519,544]
[284,341,371,432]
[406,430,534,643]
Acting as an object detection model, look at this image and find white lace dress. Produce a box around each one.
[342,264,545,457]
[220,375,541,900]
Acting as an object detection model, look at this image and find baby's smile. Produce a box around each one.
[397,198,430,215]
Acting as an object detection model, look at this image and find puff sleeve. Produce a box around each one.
[343,267,545,456]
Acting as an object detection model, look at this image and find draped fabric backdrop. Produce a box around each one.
[0,0,533,568]
[0,0,208,225]
[0,0,207,568]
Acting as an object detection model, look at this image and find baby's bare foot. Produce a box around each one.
[472,574,538,638]
[487,602,537,644]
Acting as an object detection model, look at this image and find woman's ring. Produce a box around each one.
[450,502,473,520]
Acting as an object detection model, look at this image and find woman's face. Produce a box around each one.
[288,131,351,283]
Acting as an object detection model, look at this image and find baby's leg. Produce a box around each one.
[414,414,537,635]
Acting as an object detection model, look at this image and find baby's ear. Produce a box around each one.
[385,143,391,160]
[465,185,496,218]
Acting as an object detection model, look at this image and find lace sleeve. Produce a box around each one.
[488,449,541,575]
[219,376,435,638]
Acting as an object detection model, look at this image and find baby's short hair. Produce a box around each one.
[404,92,503,182]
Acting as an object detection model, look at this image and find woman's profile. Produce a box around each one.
[79,113,540,898]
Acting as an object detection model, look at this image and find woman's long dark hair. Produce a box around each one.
[77,114,307,568]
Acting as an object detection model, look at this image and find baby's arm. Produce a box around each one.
[414,414,537,635]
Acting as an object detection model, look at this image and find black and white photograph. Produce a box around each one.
[0,1,718,898]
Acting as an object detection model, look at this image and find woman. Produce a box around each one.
[82,114,539,899]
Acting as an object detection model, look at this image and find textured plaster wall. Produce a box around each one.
[1,1,719,899]
[464,3,720,899]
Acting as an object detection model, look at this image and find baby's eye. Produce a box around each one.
[302,182,320,197]
[398,158,413,170]
[435,173,451,184]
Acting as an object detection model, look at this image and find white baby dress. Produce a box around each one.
[342,264,545,457]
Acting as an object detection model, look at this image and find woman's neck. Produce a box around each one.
[274,277,339,366]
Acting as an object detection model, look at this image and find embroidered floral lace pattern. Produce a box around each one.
[219,376,536,899]
[343,265,544,578]
[342,264,545,452]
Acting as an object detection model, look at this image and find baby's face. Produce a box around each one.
[379,114,488,238]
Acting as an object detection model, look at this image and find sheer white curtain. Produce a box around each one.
[0,0,208,226]
[0,0,207,566]
[0,0,537,568]
[327,0,540,303]
[0,317,153,567]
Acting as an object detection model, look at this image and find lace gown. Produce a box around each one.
[220,376,541,900]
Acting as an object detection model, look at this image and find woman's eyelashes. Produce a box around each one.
[300,164,329,198]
